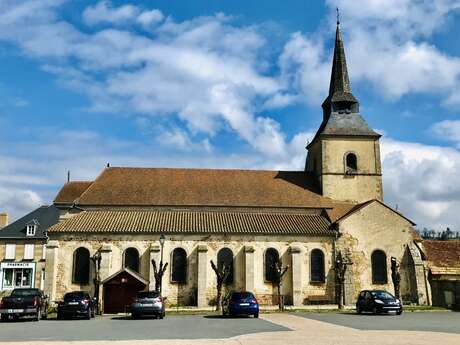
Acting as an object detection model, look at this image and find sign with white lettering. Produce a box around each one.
[1,262,35,268]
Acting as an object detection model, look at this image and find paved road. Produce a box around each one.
[0,314,289,342]
[298,311,460,334]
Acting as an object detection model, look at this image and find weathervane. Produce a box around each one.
[336,7,340,25]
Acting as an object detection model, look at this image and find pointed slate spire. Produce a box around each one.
[322,21,359,116]
[306,19,379,148]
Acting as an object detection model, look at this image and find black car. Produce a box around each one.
[0,288,48,321]
[130,291,165,319]
[57,291,96,320]
[356,290,402,315]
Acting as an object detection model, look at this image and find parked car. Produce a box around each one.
[57,291,96,320]
[356,290,402,315]
[222,291,259,318]
[130,291,165,319]
[0,288,48,321]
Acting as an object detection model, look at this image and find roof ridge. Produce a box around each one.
[105,166,305,173]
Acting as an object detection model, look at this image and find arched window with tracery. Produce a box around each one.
[73,247,90,284]
[171,248,187,283]
[371,250,387,284]
[217,248,234,284]
[124,247,140,272]
[265,248,279,282]
[345,152,358,172]
[310,249,325,283]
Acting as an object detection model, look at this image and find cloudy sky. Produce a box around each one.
[1,0,460,231]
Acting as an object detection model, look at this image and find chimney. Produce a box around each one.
[0,213,9,228]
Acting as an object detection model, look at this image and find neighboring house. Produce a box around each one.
[0,213,8,229]
[0,206,59,292]
[421,240,460,309]
[45,23,428,313]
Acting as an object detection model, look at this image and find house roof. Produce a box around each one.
[325,201,357,223]
[69,167,333,209]
[102,267,149,285]
[48,209,334,236]
[54,181,93,204]
[422,240,460,275]
[0,205,60,239]
[333,199,416,226]
[317,112,381,138]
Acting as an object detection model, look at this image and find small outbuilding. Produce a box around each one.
[422,240,460,309]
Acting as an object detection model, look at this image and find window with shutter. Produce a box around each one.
[5,244,16,260]
[24,244,34,260]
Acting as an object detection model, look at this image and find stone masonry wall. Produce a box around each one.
[337,201,427,304]
[46,233,334,307]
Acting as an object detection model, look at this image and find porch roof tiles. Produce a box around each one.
[48,210,334,236]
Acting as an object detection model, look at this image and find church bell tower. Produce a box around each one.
[305,21,383,203]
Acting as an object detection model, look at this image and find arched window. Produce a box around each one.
[372,250,387,284]
[217,248,234,284]
[73,247,90,284]
[171,248,187,283]
[124,247,140,272]
[265,248,279,282]
[345,153,358,172]
[311,249,325,283]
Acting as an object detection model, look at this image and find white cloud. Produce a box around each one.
[432,120,460,146]
[279,0,460,106]
[83,1,139,26]
[0,2,287,159]
[381,138,460,229]
[1,0,460,232]
[137,9,164,28]
[82,1,164,28]
[0,187,43,221]
[278,32,330,106]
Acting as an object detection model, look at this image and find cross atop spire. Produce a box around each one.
[322,19,359,117]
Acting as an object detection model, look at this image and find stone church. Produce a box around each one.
[44,23,429,313]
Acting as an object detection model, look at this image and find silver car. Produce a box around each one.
[130,291,165,319]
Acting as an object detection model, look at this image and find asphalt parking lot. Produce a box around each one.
[0,314,289,342]
[299,311,460,334]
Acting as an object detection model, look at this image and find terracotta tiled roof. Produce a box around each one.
[54,181,93,204]
[326,201,356,223]
[74,167,332,208]
[48,210,334,236]
[423,240,460,275]
[332,199,416,226]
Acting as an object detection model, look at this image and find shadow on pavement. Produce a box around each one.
[111,315,163,320]
[203,315,254,319]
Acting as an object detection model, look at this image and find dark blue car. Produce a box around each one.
[222,292,259,318]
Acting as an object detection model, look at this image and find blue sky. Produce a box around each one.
[1,0,460,230]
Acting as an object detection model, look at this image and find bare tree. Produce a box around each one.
[271,258,289,311]
[391,257,401,300]
[151,259,168,293]
[335,251,347,309]
[210,260,231,311]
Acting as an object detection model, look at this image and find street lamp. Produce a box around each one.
[91,251,102,314]
[159,234,166,294]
